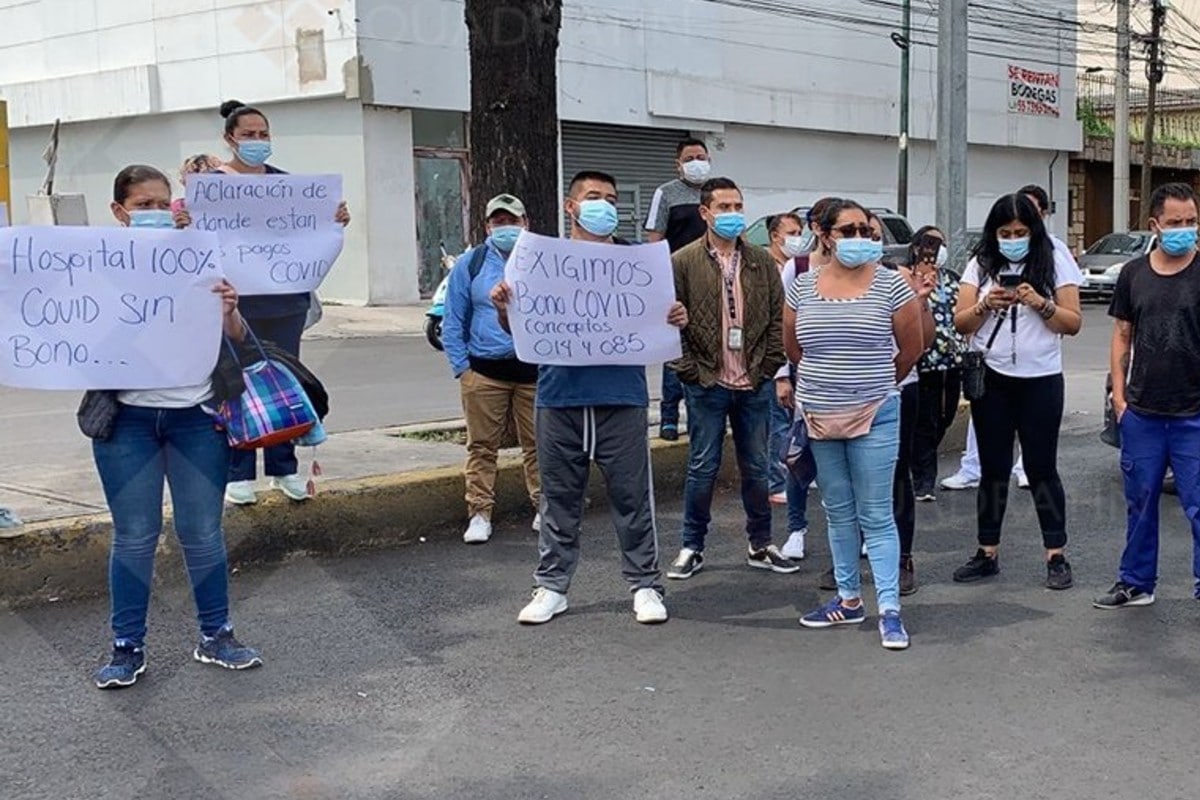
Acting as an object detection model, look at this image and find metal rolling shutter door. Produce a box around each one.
[561,121,690,242]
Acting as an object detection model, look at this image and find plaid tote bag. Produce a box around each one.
[216,333,318,450]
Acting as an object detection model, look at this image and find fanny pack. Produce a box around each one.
[803,399,885,441]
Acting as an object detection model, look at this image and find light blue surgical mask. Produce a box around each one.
[129,209,175,229]
[488,225,523,252]
[1158,226,1198,257]
[576,200,619,237]
[712,212,746,241]
[998,237,1031,263]
[237,140,272,167]
[835,238,882,268]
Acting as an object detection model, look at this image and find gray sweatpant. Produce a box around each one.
[533,406,662,594]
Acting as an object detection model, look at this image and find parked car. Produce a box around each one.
[1079,231,1155,300]
[744,206,914,266]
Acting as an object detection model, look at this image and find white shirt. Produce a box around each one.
[961,248,1082,378]
[119,382,213,409]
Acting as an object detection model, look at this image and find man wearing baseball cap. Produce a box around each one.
[441,193,541,544]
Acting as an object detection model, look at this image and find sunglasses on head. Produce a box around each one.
[834,223,874,239]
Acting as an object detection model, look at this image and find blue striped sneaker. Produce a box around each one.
[194,626,263,670]
[879,610,911,650]
[799,596,866,628]
[95,642,146,689]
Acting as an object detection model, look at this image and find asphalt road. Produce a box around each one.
[4,425,1200,799]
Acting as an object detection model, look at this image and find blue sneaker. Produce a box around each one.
[799,596,866,628]
[879,610,910,650]
[95,643,146,689]
[194,626,263,670]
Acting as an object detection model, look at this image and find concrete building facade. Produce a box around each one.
[0,0,1082,304]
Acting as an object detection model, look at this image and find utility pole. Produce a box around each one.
[1114,0,1130,232]
[894,0,912,216]
[936,0,968,271]
[1138,0,1167,224]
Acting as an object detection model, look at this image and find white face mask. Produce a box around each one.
[782,235,805,258]
[681,159,711,184]
[936,245,948,267]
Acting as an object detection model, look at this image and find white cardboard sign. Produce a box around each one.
[187,173,344,294]
[0,226,225,390]
[504,232,681,366]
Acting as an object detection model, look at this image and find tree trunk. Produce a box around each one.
[465,0,562,237]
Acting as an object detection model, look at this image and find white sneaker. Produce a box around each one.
[224,480,258,506]
[781,528,807,560]
[1016,472,1030,489]
[940,472,980,491]
[463,514,492,544]
[518,587,568,624]
[633,588,668,624]
[531,512,542,533]
[270,474,310,501]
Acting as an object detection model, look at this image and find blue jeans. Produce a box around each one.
[770,397,811,532]
[1117,408,1200,596]
[661,365,684,427]
[810,395,902,612]
[229,311,306,481]
[681,382,773,552]
[93,405,233,647]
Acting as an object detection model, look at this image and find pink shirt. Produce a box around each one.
[713,246,751,391]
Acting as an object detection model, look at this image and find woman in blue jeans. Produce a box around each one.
[216,99,350,505]
[92,164,261,688]
[784,199,925,650]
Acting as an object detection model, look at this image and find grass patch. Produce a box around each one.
[396,428,467,445]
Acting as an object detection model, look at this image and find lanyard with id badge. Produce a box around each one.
[723,254,743,351]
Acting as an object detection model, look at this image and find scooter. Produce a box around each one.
[424,244,460,351]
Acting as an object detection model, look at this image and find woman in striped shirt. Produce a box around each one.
[784,199,926,650]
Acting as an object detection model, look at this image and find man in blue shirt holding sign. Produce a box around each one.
[491,170,689,626]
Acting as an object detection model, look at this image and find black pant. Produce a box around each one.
[228,311,307,481]
[894,383,919,557]
[913,369,963,493]
[970,369,1067,549]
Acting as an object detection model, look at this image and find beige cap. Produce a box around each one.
[485,193,526,219]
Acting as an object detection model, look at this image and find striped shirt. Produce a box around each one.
[786,266,914,410]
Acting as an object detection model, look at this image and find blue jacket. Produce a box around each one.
[442,243,517,377]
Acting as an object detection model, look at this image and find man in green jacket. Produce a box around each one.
[665,177,796,579]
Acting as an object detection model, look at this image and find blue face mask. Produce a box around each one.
[488,225,523,252]
[998,237,1031,263]
[1158,226,1198,257]
[576,200,619,237]
[237,140,272,167]
[712,212,747,241]
[129,209,175,229]
[835,238,883,269]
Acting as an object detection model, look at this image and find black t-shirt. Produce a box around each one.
[1109,253,1200,416]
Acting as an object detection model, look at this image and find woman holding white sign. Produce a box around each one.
[91,165,262,689]
[216,100,350,505]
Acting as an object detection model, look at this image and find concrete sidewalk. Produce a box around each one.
[305,302,429,339]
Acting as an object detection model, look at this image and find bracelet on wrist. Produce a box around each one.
[1040,301,1057,320]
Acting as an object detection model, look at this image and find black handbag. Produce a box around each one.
[961,310,1006,402]
[76,391,120,440]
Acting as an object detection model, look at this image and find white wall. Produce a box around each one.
[718,124,1072,234]
[365,0,1080,153]
[0,0,359,126]
[361,105,419,304]
[6,96,371,303]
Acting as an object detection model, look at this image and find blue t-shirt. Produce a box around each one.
[536,365,648,409]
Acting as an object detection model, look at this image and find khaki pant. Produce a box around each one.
[461,369,540,519]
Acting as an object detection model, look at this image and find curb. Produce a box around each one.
[0,438,716,608]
